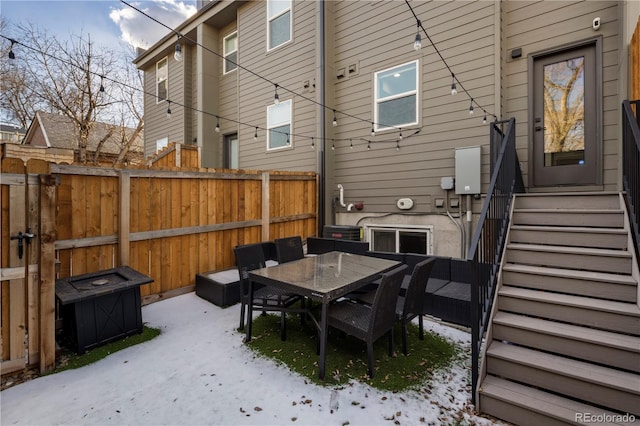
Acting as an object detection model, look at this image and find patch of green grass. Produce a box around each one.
[246,314,460,392]
[50,325,161,374]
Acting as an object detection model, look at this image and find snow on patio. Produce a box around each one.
[1,292,504,425]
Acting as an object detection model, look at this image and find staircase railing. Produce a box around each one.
[467,117,524,404]
[622,100,640,260]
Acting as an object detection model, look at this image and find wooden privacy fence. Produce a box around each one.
[1,156,317,374]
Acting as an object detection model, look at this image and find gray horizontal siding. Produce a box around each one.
[332,0,498,213]
[143,52,186,158]
[236,0,318,172]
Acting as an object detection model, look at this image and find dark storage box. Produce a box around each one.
[323,225,362,241]
[195,269,240,308]
[56,266,153,355]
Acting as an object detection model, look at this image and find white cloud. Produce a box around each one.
[109,0,197,49]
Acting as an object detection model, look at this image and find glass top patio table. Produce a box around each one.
[248,251,401,379]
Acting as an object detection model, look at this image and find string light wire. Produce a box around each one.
[404,0,497,122]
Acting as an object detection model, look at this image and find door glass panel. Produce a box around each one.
[543,56,585,167]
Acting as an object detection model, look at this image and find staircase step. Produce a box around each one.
[506,243,632,274]
[479,375,640,426]
[502,263,637,302]
[486,341,640,416]
[509,225,628,250]
[498,286,640,335]
[493,312,640,372]
[512,210,624,228]
[514,193,621,210]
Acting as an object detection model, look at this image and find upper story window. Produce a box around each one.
[267,0,291,51]
[156,57,168,103]
[267,99,292,150]
[223,32,238,74]
[374,60,419,131]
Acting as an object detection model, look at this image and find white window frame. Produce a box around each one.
[223,31,238,74]
[365,224,433,255]
[267,99,292,151]
[156,57,168,103]
[267,0,292,51]
[373,60,419,132]
[156,137,169,153]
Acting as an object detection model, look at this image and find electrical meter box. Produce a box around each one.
[455,146,481,195]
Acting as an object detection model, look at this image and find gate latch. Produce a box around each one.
[10,228,36,260]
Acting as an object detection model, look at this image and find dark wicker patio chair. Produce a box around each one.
[396,257,435,355]
[275,236,305,263]
[234,243,303,341]
[347,257,435,355]
[326,264,407,378]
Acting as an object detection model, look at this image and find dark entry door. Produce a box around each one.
[531,42,600,187]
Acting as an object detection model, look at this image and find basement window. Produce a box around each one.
[366,224,433,255]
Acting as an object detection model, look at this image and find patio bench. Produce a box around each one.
[195,269,241,308]
[196,241,279,308]
[364,251,472,327]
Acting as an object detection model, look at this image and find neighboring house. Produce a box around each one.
[0,124,26,144]
[22,111,144,166]
[133,1,638,259]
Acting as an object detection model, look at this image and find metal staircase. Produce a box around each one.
[477,192,640,425]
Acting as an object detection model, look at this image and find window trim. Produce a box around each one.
[156,137,169,153]
[156,57,168,104]
[267,0,292,52]
[266,99,292,151]
[373,60,419,132]
[365,223,433,255]
[223,31,238,74]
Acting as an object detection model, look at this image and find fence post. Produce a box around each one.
[119,171,130,266]
[38,174,56,373]
[261,172,270,241]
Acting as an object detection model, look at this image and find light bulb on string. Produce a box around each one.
[451,74,457,95]
[174,42,182,62]
[332,110,337,127]
[398,128,403,140]
[396,140,400,151]
[286,133,290,145]
[311,137,315,149]
[331,139,335,150]
[350,139,353,149]
[99,75,105,93]
[371,123,375,136]
[215,116,220,132]
[166,100,172,118]
[469,99,474,115]
[367,141,371,151]
[483,115,487,124]
[274,84,279,105]
[8,39,15,59]
[254,127,258,140]
[413,20,422,51]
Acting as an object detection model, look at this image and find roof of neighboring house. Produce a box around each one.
[23,111,144,157]
[0,124,27,144]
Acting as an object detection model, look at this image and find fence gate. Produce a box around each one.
[1,158,42,374]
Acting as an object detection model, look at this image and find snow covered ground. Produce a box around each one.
[1,292,504,425]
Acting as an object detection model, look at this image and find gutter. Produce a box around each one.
[318,0,326,235]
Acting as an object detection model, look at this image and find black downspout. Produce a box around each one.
[318,0,326,237]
